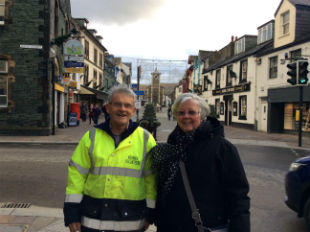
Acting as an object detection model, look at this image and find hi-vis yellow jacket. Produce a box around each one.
[64,124,157,231]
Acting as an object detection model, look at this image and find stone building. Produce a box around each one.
[0,0,72,135]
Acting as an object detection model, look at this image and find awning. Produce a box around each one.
[80,85,108,100]
[79,86,95,95]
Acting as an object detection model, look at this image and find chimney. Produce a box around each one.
[231,35,234,42]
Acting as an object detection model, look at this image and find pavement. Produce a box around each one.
[0,107,309,232]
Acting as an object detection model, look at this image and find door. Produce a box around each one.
[260,100,267,132]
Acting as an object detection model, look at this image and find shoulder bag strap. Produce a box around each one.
[179,160,211,232]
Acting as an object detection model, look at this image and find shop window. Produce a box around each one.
[239,60,247,83]
[269,56,278,79]
[215,99,220,118]
[233,102,238,116]
[284,103,310,132]
[0,0,5,25]
[216,69,221,89]
[239,95,247,120]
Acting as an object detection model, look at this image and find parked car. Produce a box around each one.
[285,155,310,230]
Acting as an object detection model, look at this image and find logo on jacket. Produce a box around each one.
[125,156,141,166]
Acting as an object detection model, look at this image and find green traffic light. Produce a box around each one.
[298,61,309,85]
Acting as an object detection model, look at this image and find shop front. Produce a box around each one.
[268,86,310,133]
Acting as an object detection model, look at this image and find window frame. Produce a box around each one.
[84,65,89,84]
[269,56,278,79]
[226,65,233,87]
[94,48,98,65]
[215,98,220,118]
[0,0,5,25]
[203,75,209,91]
[282,11,290,35]
[84,40,89,60]
[0,60,8,108]
[239,95,247,120]
[239,60,247,83]
[215,69,221,89]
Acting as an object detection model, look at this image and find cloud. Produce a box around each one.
[70,0,166,25]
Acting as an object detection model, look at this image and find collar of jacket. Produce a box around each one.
[95,119,140,143]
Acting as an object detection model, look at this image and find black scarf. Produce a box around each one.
[150,125,196,202]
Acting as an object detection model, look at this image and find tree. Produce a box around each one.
[140,103,161,136]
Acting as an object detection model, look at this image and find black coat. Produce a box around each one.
[155,117,250,232]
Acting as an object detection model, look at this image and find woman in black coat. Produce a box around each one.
[150,93,250,232]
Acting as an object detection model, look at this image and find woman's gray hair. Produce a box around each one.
[172,93,210,120]
[108,84,136,104]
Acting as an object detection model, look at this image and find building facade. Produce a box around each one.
[0,0,72,135]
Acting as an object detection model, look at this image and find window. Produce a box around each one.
[99,53,103,68]
[0,60,8,107]
[0,0,5,25]
[216,69,221,89]
[220,102,224,115]
[234,37,245,54]
[99,73,103,87]
[282,11,290,35]
[93,70,97,84]
[239,95,247,120]
[269,56,278,79]
[203,76,209,91]
[84,40,89,59]
[240,60,247,83]
[0,60,8,73]
[226,65,233,86]
[233,102,238,116]
[94,48,97,65]
[257,22,274,44]
[215,99,220,118]
[290,49,301,60]
[84,65,89,84]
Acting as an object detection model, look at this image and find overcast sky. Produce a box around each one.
[71,0,280,61]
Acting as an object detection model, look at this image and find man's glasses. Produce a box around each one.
[176,110,199,117]
[112,102,134,109]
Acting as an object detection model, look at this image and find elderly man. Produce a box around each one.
[64,85,157,232]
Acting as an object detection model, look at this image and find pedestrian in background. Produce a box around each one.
[149,93,250,232]
[63,85,157,232]
[88,104,94,125]
[80,103,87,122]
[93,104,101,125]
[167,107,172,120]
[101,102,110,122]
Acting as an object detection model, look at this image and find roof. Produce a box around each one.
[203,40,273,73]
[275,0,310,16]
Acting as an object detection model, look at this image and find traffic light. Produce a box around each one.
[298,61,309,84]
[287,62,297,85]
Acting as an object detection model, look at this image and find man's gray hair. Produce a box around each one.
[108,84,136,104]
[172,93,210,120]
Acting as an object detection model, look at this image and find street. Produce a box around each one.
[0,141,308,231]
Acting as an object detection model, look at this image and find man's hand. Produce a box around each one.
[144,221,150,231]
[69,222,81,232]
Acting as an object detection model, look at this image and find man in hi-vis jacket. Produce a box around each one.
[64,85,157,232]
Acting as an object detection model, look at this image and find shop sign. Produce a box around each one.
[212,83,250,96]
[65,67,84,73]
[194,84,202,95]
[64,39,84,62]
[69,81,77,88]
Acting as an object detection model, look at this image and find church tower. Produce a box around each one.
[151,68,161,105]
